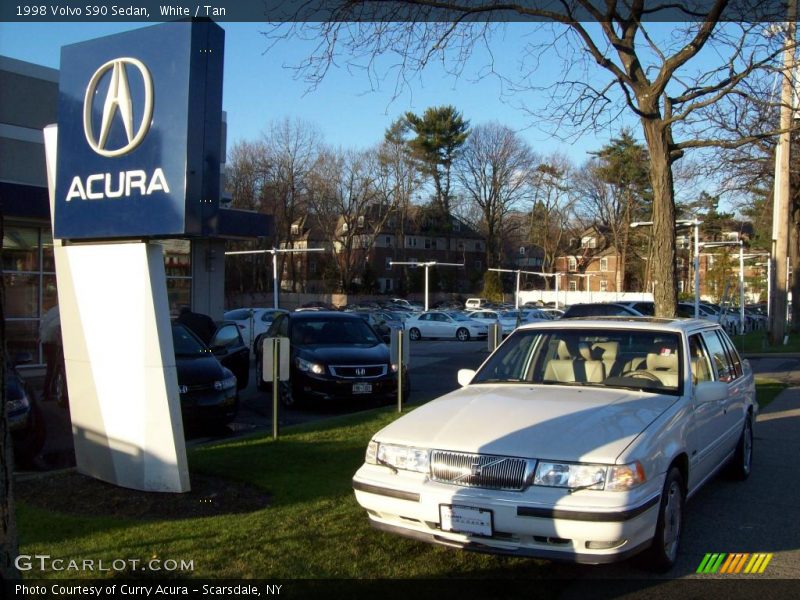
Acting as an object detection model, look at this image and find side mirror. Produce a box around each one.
[695,380,728,404]
[457,369,475,388]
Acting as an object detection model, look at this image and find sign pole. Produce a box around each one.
[272,337,280,440]
[397,329,404,413]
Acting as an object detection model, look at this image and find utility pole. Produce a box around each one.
[771,0,797,343]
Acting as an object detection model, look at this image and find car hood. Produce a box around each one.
[175,354,225,385]
[374,385,678,463]
[298,344,389,364]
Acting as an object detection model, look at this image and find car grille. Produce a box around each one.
[329,364,388,379]
[430,450,533,491]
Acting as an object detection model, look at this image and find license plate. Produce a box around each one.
[352,382,372,394]
[440,505,493,536]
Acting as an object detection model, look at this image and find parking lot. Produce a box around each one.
[17,337,800,580]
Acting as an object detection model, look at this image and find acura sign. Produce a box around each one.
[54,21,224,240]
[83,58,153,157]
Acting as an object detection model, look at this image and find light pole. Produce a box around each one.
[225,247,326,309]
[631,219,702,317]
[488,268,549,308]
[700,240,745,334]
[388,261,464,311]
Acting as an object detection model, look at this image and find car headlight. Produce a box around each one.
[390,363,399,372]
[365,440,429,473]
[606,462,647,491]
[533,461,646,491]
[214,375,237,391]
[296,357,325,375]
[534,461,606,490]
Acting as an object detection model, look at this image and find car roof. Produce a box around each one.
[288,310,362,321]
[515,316,719,334]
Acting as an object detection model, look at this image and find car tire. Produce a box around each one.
[727,413,753,481]
[643,466,685,573]
[456,328,470,342]
[409,328,421,341]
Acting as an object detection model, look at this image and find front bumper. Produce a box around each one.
[352,464,661,564]
[180,387,238,424]
[294,370,399,402]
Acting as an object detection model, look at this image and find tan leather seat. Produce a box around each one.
[645,352,679,387]
[592,341,620,377]
[544,340,606,383]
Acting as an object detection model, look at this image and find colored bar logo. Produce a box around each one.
[696,553,773,574]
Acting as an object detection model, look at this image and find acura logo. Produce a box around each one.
[83,57,153,157]
[355,368,366,376]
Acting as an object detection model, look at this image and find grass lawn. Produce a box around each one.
[15,381,787,580]
[15,407,547,580]
[731,331,800,354]
[755,378,788,410]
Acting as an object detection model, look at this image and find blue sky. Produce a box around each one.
[0,21,625,164]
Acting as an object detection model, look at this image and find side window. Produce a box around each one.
[701,330,735,382]
[688,334,713,385]
[212,324,240,348]
[717,329,743,378]
[419,314,431,321]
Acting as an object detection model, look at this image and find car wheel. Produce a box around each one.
[256,350,269,391]
[727,413,753,481]
[644,466,685,572]
[456,328,470,342]
[409,328,421,341]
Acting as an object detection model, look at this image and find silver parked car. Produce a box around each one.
[353,318,755,571]
[405,311,489,341]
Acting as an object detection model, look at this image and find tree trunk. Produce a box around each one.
[641,118,678,317]
[791,204,800,332]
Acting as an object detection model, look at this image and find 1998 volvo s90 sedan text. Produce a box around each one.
[352,318,756,570]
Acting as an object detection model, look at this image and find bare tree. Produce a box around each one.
[456,122,535,268]
[262,118,321,292]
[268,0,793,316]
[575,131,652,291]
[527,154,577,280]
[308,147,394,291]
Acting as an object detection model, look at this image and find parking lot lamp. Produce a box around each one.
[488,268,548,308]
[701,240,745,333]
[632,219,702,318]
[225,247,326,309]
[388,261,464,311]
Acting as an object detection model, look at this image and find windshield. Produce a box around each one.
[472,328,683,395]
[291,318,381,346]
[172,324,208,356]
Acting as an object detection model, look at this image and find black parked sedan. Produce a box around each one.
[172,322,250,428]
[256,311,408,407]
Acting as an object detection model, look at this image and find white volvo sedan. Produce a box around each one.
[353,318,756,570]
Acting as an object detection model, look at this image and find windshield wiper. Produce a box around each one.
[474,378,525,384]
[376,456,398,474]
[568,481,604,494]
